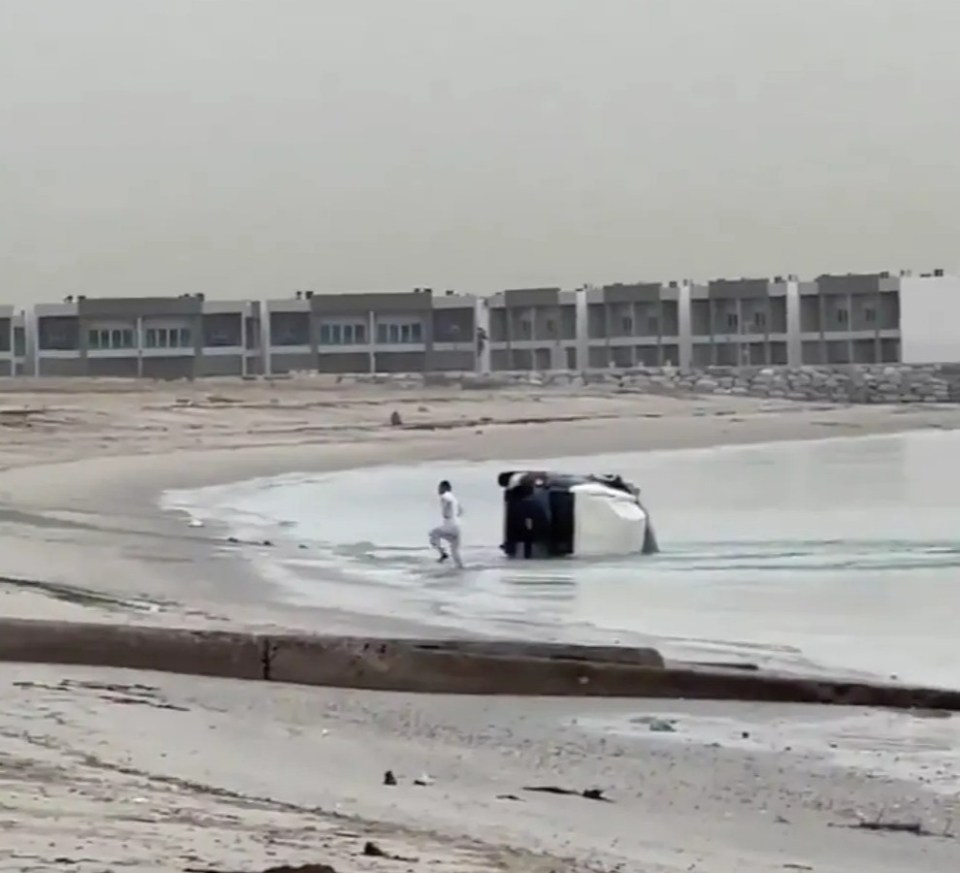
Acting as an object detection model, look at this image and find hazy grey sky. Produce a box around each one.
[1,0,958,303]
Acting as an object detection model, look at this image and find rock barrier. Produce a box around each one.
[1,618,958,710]
[344,364,960,404]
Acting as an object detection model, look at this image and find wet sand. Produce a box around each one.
[1,377,959,870]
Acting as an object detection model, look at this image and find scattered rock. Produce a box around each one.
[846,819,945,837]
[389,410,402,426]
[635,716,677,733]
[383,770,397,786]
[523,785,613,802]
[361,841,416,862]
[413,773,434,786]
[185,865,337,873]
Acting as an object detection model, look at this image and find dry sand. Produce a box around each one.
[1,376,959,871]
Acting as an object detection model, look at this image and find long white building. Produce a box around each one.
[2,269,957,376]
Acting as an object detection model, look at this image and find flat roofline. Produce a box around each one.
[35,303,80,316]
[487,291,578,306]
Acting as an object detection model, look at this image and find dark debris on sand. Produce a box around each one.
[186,865,337,873]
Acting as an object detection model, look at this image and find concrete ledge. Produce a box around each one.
[401,638,666,667]
[0,619,264,680]
[624,666,960,710]
[265,637,663,693]
[0,619,957,710]
[266,639,960,707]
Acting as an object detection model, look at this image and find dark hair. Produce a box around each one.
[438,479,452,490]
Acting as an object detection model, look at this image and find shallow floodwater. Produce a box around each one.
[163,430,960,689]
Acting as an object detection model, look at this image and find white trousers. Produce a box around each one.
[429,524,463,567]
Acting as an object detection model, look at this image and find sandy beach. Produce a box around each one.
[1,376,959,871]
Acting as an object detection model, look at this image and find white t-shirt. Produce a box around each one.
[440,492,461,528]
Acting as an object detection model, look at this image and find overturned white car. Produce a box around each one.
[497,470,659,559]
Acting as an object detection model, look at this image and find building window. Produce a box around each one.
[144,327,191,348]
[647,316,659,335]
[89,328,135,350]
[400,322,422,343]
[519,319,532,339]
[726,312,739,331]
[375,321,423,344]
[621,317,633,334]
[202,314,242,347]
[38,318,79,351]
[837,308,849,326]
[319,322,366,345]
[546,318,558,337]
[753,311,767,330]
[269,313,309,346]
[865,307,876,324]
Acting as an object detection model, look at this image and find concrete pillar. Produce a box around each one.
[422,308,434,374]
[785,281,801,366]
[135,315,144,378]
[192,313,202,378]
[367,310,375,374]
[817,293,826,363]
[260,300,273,377]
[736,298,748,365]
[574,288,588,371]
[240,304,249,378]
[28,308,39,377]
[307,311,320,373]
[77,316,89,375]
[550,305,564,370]
[677,283,692,370]
[476,299,490,373]
[603,301,612,368]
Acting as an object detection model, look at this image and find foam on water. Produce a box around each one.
[162,429,960,689]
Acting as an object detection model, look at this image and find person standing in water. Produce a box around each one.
[429,479,463,568]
